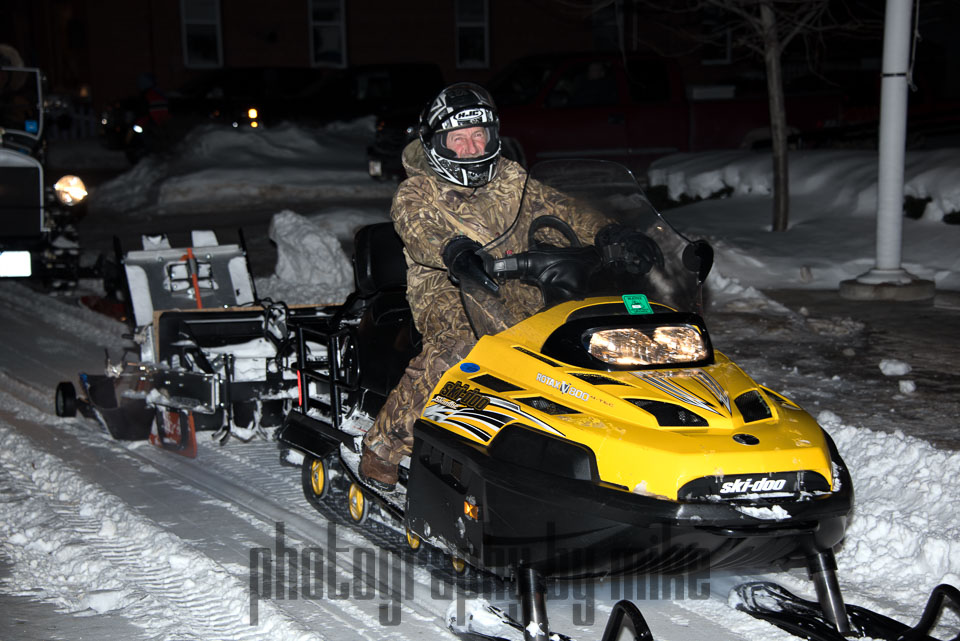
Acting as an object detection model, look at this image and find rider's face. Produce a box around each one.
[446,126,488,159]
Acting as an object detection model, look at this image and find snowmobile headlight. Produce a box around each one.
[586,325,708,367]
[54,175,88,206]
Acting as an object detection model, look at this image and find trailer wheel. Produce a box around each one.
[405,529,422,552]
[55,382,77,417]
[451,556,467,575]
[347,482,369,524]
[301,455,329,509]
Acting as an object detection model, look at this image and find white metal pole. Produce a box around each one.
[840,0,934,299]
[860,0,913,283]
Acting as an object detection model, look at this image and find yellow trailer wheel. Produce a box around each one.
[405,529,422,551]
[347,482,368,524]
[308,458,328,499]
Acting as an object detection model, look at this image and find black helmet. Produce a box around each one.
[419,82,501,187]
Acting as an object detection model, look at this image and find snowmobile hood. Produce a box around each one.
[422,297,837,502]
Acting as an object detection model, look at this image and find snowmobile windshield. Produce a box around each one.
[460,159,710,339]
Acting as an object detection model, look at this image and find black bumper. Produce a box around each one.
[405,419,853,579]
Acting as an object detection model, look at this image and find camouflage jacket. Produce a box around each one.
[391,141,605,343]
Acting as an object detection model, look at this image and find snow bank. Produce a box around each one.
[256,210,355,305]
[650,149,960,222]
[90,119,394,213]
[651,150,960,290]
[818,410,960,618]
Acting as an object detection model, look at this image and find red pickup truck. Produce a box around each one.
[491,53,843,172]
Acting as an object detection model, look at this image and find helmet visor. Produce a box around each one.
[433,123,500,161]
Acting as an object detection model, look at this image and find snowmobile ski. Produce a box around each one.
[447,600,573,641]
[447,597,653,641]
[734,581,960,641]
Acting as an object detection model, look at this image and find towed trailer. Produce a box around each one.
[56,229,334,456]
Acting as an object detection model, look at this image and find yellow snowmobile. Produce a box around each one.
[279,160,957,641]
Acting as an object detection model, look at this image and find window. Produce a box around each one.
[309,0,347,67]
[456,0,488,69]
[181,0,222,68]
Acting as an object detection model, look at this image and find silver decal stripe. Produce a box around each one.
[693,370,730,413]
[640,375,722,416]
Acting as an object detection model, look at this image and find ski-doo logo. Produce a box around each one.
[536,373,590,402]
[437,381,489,410]
[720,477,788,494]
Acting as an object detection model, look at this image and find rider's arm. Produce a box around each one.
[389,180,455,270]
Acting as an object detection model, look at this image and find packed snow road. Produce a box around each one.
[1,280,959,641]
[0,281,775,641]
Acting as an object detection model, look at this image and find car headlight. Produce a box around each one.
[54,175,88,206]
[586,325,708,367]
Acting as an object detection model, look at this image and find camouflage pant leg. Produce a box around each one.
[363,337,472,465]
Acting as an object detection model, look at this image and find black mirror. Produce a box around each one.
[682,240,713,283]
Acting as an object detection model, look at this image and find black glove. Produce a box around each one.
[442,236,499,294]
[594,224,664,275]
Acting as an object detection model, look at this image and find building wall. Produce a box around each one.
[13,0,603,111]
[84,1,155,108]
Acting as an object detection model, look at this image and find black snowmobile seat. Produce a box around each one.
[353,223,407,296]
[347,223,422,397]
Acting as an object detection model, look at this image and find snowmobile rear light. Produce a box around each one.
[463,500,479,520]
[586,325,708,367]
[296,370,304,407]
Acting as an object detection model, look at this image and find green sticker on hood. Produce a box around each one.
[622,294,652,315]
